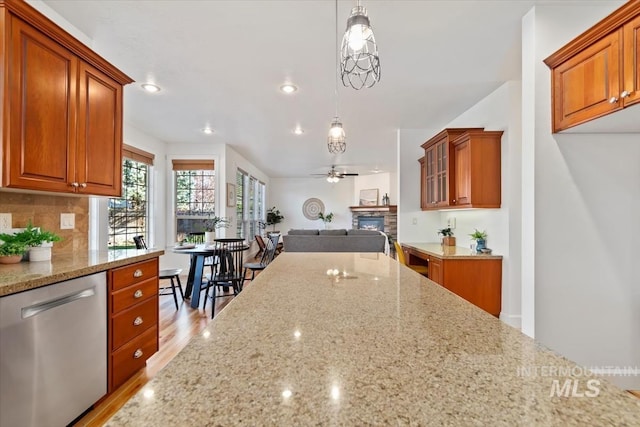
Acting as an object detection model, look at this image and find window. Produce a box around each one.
[236,168,265,240]
[108,145,154,249]
[173,159,216,241]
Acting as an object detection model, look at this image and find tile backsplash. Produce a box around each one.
[0,191,88,254]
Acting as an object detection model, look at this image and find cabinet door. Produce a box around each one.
[623,15,640,107]
[453,138,471,206]
[418,157,427,209]
[434,141,449,207]
[425,146,436,208]
[428,256,443,285]
[6,17,77,192]
[551,30,622,132]
[76,62,123,196]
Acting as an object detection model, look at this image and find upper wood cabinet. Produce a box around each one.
[544,1,640,133]
[1,0,133,195]
[419,128,501,210]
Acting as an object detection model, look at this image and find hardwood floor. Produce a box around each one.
[73,276,243,426]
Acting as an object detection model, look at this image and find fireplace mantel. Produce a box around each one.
[349,205,397,213]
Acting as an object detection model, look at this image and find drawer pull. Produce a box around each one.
[133,289,143,299]
[133,316,144,326]
[133,269,143,278]
[609,96,618,104]
[133,349,144,359]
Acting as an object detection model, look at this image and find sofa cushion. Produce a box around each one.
[319,229,347,236]
[287,229,319,235]
[347,229,381,235]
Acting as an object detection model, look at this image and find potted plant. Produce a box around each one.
[202,216,230,244]
[318,212,334,229]
[0,241,28,264]
[469,229,488,252]
[438,227,455,246]
[0,222,61,262]
[266,207,284,232]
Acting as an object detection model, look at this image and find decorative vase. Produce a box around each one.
[475,238,486,252]
[0,255,23,264]
[29,246,52,262]
[205,231,216,245]
[442,236,456,246]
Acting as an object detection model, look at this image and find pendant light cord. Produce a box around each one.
[334,0,339,118]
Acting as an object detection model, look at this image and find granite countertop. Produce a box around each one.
[107,252,639,426]
[403,242,503,259]
[0,249,164,297]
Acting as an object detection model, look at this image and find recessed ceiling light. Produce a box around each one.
[202,127,214,135]
[141,83,161,93]
[293,126,304,135]
[280,83,298,94]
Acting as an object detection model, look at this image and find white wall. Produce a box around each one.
[269,178,354,231]
[529,1,639,389]
[353,172,396,206]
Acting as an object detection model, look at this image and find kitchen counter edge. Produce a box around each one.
[402,242,503,259]
[0,249,165,297]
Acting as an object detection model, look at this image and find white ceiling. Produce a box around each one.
[41,0,544,178]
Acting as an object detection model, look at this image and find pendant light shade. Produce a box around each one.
[327,117,346,154]
[340,2,381,90]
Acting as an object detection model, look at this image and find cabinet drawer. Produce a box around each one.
[112,297,158,350]
[111,277,158,313]
[111,325,158,390]
[111,258,158,291]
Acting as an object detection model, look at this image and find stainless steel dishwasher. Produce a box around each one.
[0,272,107,427]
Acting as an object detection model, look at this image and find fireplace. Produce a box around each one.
[358,216,384,232]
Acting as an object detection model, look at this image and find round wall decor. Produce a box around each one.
[302,198,324,220]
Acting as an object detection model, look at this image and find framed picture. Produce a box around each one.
[359,188,379,206]
[226,183,236,207]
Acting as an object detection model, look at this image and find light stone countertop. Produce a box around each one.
[403,242,503,259]
[107,252,640,426]
[0,249,164,297]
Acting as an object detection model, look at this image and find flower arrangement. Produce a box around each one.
[438,227,455,246]
[203,216,230,232]
[318,212,334,223]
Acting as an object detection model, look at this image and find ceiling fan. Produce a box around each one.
[312,165,359,182]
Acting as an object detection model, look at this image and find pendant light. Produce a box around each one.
[328,0,346,154]
[340,0,381,90]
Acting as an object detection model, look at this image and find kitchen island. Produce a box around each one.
[107,252,640,425]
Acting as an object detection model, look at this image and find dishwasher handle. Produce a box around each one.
[21,287,96,319]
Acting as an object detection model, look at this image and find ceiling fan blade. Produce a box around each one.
[340,173,359,176]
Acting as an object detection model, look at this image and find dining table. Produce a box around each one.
[172,242,248,309]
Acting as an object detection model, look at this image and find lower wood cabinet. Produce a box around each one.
[108,258,159,392]
[403,245,501,317]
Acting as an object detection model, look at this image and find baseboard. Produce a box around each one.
[499,313,522,330]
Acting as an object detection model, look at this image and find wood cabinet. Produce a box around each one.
[544,1,640,132]
[452,130,502,208]
[1,0,132,195]
[108,258,159,392]
[419,128,501,210]
[402,244,502,317]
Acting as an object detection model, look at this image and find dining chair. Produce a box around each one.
[133,235,184,309]
[201,238,246,318]
[242,233,279,287]
[393,241,429,277]
[254,234,266,259]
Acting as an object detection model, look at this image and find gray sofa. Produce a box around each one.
[283,229,386,253]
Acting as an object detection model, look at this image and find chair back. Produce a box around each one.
[259,233,280,266]
[393,241,407,265]
[255,235,266,251]
[133,235,147,250]
[213,238,245,282]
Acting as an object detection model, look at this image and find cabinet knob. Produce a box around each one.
[133,316,144,326]
[609,96,619,104]
[70,182,79,188]
[621,90,631,98]
[133,269,143,278]
[79,183,87,188]
[452,199,456,204]
[134,289,143,299]
[133,349,144,359]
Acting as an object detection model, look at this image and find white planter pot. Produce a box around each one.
[29,246,52,262]
[204,231,216,244]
